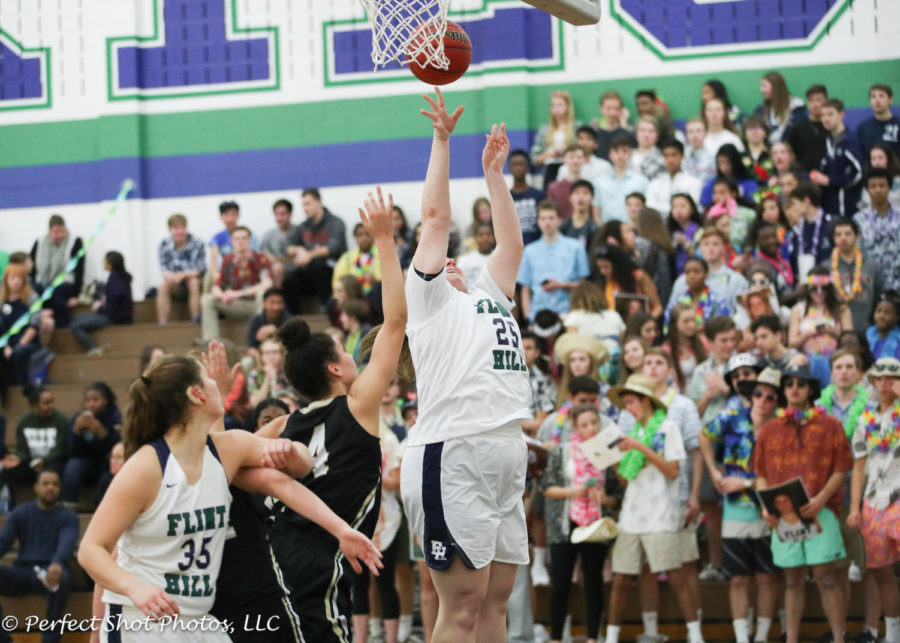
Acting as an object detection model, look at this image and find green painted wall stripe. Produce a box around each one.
[1,58,897,170]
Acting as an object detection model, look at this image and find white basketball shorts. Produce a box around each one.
[400,423,529,571]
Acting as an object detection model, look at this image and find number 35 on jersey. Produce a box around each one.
[475,298,526,373]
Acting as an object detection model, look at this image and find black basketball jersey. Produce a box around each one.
[276,396,382,545]
[211,486,285,618]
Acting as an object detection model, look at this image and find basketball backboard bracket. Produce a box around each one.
[521,0,601,25]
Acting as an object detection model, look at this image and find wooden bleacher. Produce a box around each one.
[0,301,883,641]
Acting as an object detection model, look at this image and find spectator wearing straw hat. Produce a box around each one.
[551,331,614,420]
[701,364,781,643]
[751,363,852,643]
[605,374,703,643]
[847,357,900,643]
[620,348,705,642]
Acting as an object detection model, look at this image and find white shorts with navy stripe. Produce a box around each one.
[400,423,529,571]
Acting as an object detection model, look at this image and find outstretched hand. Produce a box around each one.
[482,123,510,173]
[358,186,394,241]
[200,341,241,401]
[339,526,384,576]
[420,88,464,140]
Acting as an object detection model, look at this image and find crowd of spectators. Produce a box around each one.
[1,73,899,643]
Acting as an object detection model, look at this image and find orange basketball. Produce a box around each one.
[407,21,472,85]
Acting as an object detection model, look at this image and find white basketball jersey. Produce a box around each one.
[405,266,531,447]
[103,437,232,617]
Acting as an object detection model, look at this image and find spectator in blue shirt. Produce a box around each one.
[508,149,545,245]
[68,252,133,354]
[867,296,900,361]
[517,200,589,321]
[60,382,121,506]
[156,213,206,324]
[0,470,78,643]
[593,136,648,223]
[856,83,900,160]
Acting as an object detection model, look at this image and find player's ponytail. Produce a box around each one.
[279,317,341,401]
[123,355,203,459]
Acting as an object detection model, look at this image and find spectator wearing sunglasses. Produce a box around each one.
[700,364,781,643]
[788,267,852,363]
[847,357,900,643]
[752,363,852,643]
[698,355,762,584]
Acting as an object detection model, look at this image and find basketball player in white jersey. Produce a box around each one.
[399,89,532,642]
[78,351,380,642]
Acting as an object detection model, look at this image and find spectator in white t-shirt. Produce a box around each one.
[456,222,495,291]
[704,98,745,156]
[646,140,703,216]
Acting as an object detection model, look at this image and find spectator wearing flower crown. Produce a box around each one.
[847,357,900,643]
[751,363,852,643]
[818,218,884,332]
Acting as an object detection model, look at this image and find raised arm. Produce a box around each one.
[413,88,464,275]
[483,123,524,298]
[349,187,408,436]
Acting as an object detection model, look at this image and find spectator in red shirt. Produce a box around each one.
[751,363,853,643]
[200,226,273,340]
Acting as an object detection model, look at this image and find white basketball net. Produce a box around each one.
[359,0,452,70]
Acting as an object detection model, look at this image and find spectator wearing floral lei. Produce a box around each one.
[767,141,807,193]
[664,256,731,334]
[605,375,702,643]
[788,267,852,362]
[816,348,881,639]
[332,222,382,298]
[823,218,885,333]
[742,116,775,187]
[847,357,900,643]
[753,223,795,298]
[752,363,853,643]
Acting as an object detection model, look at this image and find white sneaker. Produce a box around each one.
[848,561,863,582]
[531,562,550,587]
[562,614,573,643]
[533,624,551,643]
[698,564,726,581]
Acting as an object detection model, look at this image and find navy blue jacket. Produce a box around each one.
[99,272,133,324]
[821,130,863,217]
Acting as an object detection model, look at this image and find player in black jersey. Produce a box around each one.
[257,187,407,643]
[211,397,382,643]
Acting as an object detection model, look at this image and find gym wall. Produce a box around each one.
[0,0,897,298]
